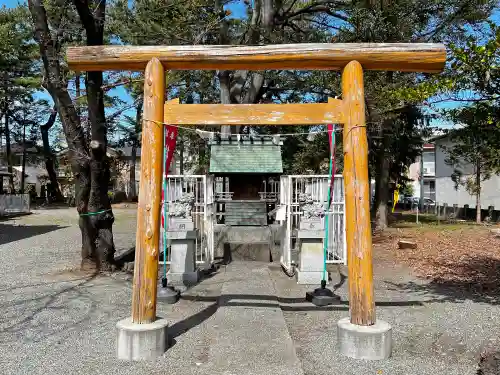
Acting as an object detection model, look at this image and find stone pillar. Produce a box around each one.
[166,217,199,291]
[296,217,326,285]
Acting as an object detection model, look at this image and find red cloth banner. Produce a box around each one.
[161,125,179,228]
[327,124,336,207]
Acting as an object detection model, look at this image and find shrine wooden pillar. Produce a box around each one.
[341,60,375,326]
[131,58,165,323]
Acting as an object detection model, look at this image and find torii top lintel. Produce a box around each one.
[66,43,446,73]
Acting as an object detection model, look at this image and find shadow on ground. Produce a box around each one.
[0,223,66,246]
[0,212,32,221]
[167,291,437,344]
[0,273,98,343]
[386,255,500,305]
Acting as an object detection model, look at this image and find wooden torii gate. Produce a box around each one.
[67,43,445,358]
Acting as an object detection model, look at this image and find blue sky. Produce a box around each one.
[3,0,497,130]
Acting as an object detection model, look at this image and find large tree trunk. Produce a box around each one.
[129,145,137,198]
[476,161,481,224]
[372,151,390,230]
[20,124,26,194]
[217,0,270,136]
[28,0,96,269]
[128,101,142,199]
[3,105,14,192]
[40,108,64,202]
[74,0,116,271]
[371,120,392,230]
[0,111,3,193]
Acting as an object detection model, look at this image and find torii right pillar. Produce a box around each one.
[338,60,392,360]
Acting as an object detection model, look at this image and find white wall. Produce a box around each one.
[435,137,474,178]
[435,137,500,208]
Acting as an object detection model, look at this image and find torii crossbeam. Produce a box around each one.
[67,42,446,361]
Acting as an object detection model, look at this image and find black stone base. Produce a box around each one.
[306,282,341,306]
[157,278,180,304]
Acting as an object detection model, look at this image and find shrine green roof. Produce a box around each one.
[209,144,283,174]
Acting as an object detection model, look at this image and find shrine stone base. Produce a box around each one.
[166,228,199,290]
[296,228,325,285]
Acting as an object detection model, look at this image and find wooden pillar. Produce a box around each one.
[341,60,376,326]
[131,58,165,323]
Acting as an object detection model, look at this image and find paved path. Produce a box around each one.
[1,208,500,375]
[202,262,304,375]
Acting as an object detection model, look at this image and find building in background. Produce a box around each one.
[433,133,500,208]
[407,143,436,201]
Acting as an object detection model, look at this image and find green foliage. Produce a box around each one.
[0,5,39,105]
[447,21,499,102]
[400,183,414,197]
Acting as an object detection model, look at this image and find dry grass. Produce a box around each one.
[375,222,500,297]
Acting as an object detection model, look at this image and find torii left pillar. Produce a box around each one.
[116,58,169,360]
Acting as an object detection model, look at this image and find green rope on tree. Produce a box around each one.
[79,209,112,217]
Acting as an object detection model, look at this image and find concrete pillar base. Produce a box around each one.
[116,317,169,361]
[337,317,392,360]
[296,269,324,285]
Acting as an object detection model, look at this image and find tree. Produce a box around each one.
[341,0,498,230]
[444,104,500,223]
[113,101,142,199]
[424,19,499,223]
[9,99,63,201]
[28,0,116,271]
[84,0,498,234]
[0,5,39,193]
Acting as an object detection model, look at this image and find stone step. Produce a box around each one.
[225,218,267,226]
[229,243,271,262]
[224,211,267,216]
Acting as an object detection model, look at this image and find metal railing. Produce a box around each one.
[285,175,346,264]
[160,175,211,266]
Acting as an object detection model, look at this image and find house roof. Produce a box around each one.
[209,144,283,174]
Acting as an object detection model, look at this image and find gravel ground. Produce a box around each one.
[1,208,498,375]
[275,262,500,375]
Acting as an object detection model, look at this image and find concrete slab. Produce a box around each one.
[203,262,304,375]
